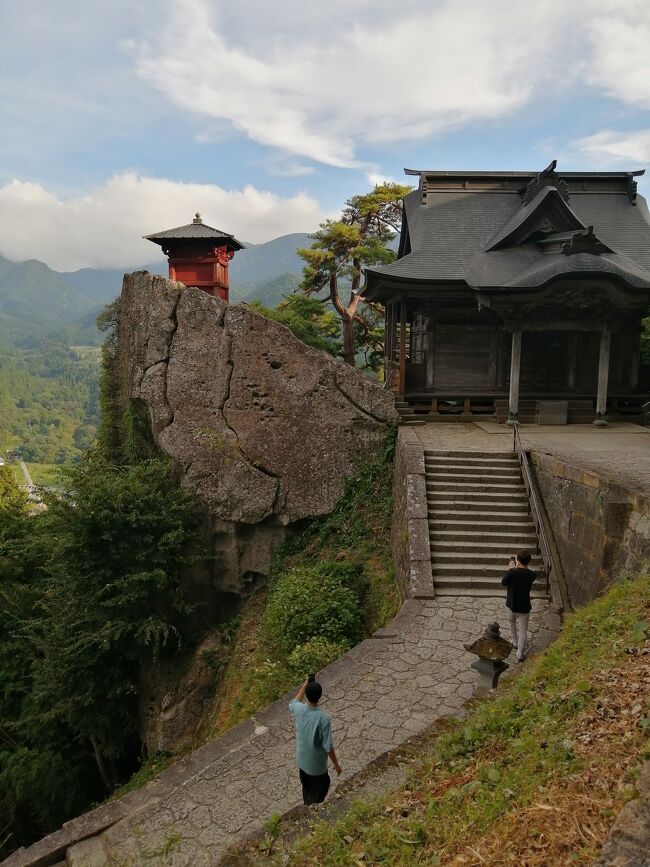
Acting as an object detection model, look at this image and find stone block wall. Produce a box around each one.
[531,452,650,607]
[391,427,435,599]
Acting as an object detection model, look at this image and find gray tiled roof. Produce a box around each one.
[144,221,244,249]
[467,247,650,290]
[366,183,650,287]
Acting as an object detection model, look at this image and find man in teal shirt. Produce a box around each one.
[289,679,342,804]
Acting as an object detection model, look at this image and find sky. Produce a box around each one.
[0,0,649,271]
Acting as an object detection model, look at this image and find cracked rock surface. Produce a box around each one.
[119,272,397,593]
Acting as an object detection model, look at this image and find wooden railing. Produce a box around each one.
[512,421,552,595]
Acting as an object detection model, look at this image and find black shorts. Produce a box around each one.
[299,768,330,805]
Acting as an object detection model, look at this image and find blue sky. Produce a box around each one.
[0,0,649,270]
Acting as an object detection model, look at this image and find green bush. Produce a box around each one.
[266,562,362,653]
[287,637,349,676]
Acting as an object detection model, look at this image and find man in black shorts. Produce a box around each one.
[501,550,537,662]
[289,678,342,804]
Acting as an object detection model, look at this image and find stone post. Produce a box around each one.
[507,329,522,425]
[594,327,611,426]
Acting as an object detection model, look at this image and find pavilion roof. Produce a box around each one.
[144,214,245,251]
[364,164,650,295]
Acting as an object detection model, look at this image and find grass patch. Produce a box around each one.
[206,433,399,737]
[25,462,65,486]
[110,753,175,800]
[260,574,650,865]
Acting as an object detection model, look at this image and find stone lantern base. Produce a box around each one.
[471,658,509,689]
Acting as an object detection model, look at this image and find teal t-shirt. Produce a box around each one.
[289,699,333,776]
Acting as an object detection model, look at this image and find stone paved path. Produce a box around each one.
[58,598,558,866]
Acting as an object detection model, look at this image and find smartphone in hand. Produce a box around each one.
[307,672,315,683]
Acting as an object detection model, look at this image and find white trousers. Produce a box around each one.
[507,609,529,660]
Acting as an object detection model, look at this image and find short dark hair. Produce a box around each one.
[517,550,532,566]
[305,681,322,704]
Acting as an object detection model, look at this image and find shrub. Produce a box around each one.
[287,637,349,676]
[265,562,362,653]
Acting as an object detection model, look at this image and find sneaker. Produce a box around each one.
[516,653,527,663]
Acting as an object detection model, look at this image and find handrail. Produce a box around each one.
[512,421,552,596]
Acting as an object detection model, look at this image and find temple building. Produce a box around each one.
[144,213,244,302]
[364,162,650,424]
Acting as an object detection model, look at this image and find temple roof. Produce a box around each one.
[364,165,650,296]
[144,213,245,251]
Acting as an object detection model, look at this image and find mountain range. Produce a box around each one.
[0,232,311,346]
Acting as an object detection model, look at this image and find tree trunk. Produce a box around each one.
[90,735,115,791]
[342,314,356,366]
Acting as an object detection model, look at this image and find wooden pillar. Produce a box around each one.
[383,302,391,384]
[630,334,640,390]
[426,322,435,389]
[399,294,407,396]
[507,329,522,425]
[594,327,611,426]
[567,331,578,390]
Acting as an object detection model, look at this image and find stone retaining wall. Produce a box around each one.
[391,427,435,599]
[531,452,650,606]
[595,760,650,866]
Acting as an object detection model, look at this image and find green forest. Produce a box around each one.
[0,341,100,464]
[0,293,208,857]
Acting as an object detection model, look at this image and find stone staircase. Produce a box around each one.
[425,450,549,598]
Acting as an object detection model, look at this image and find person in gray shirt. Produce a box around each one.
[289,678,342,804]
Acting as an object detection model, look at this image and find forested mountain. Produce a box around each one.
[230,232,310,291]
[0,257,97,344]
[0,233,311,463]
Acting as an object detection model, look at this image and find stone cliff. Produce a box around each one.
[117,271,398,596]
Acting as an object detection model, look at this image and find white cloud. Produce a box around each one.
[366,172,396,187]
[123,0,650,171]
[126,0,575,170]
[586,3,650,110]
[0,174,324,271]
[572,130,650,164]
[267,163,316,178]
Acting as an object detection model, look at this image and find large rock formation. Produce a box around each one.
[118,271,397,595]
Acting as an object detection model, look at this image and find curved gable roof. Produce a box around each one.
[364,167,650,293]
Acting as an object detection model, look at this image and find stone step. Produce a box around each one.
[428,509,533,521]
[428,518,535,533]
[432,562,542,577]
[424,463,521,477]
[432,549,542,563]
[424,452,518,461]
[430,534,538,550]
[427,500,530,514]
[433,585,549,598]
[433,572,546,588]
[426,468,522,488]
[427,485,527,496]
[427,494,528,508]
[426,477,524,489]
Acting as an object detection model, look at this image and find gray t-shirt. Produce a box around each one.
[288,699,333,776]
